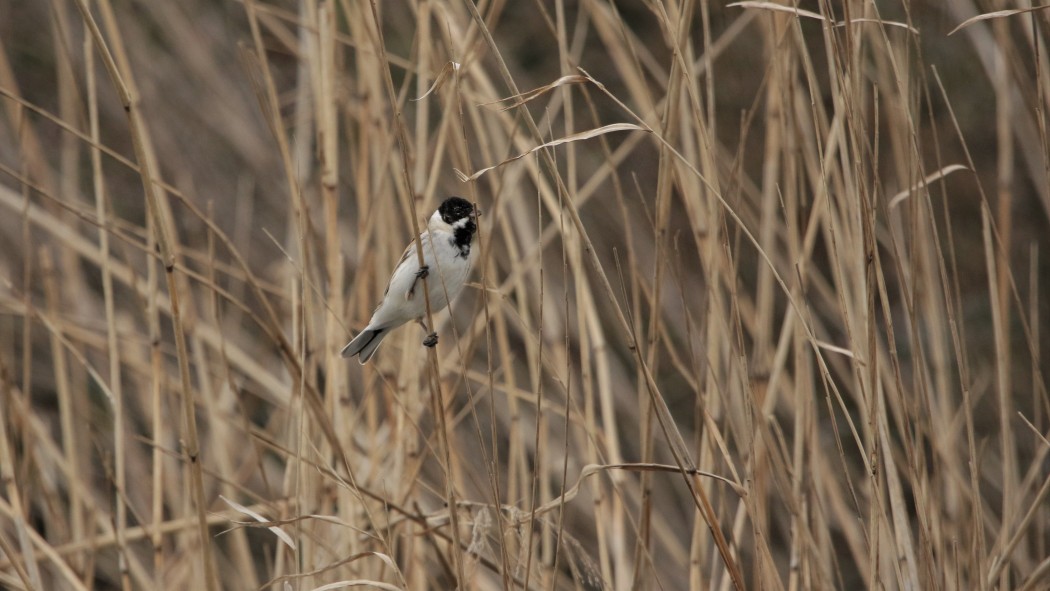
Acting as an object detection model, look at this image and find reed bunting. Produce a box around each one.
[341,196,480,363]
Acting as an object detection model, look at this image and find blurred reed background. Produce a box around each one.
[0,0,1048,589]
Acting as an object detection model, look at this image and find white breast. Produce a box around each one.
[367,229,474,329]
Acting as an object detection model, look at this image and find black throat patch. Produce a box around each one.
[438,196,477,258]
[451,220,475,258]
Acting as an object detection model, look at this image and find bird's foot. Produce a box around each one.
[407,265,429,299]
[423,332,439,348]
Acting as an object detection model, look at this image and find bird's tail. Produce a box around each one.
[340,328,387,364]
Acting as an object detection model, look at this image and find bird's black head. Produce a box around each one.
[438,196,477,225]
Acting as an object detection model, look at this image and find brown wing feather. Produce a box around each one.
[380,236,426,303]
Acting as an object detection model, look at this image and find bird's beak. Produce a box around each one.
[473,204,483,217]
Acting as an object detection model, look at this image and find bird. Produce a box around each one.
[341,196,480,364]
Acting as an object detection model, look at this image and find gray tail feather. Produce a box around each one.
[341,328,387,364]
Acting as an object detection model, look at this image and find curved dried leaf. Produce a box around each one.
[512,463,743,525]
[456,123,648,182]
[367,551,400,573]
[814,340,860,361]
[219,495,295,550]
[310,581,402,591]
[480,74,590,111]
[949,5,1050,36]
[888,164,969,208]
[834,18,918,34]
[728,1,825,21]
[412,61,460,101]
[730,2,918,33]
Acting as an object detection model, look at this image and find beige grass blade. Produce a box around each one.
[455,123,648,182]
[219,496,296,550]
[479,74,590,111]
[729,1,918,33]
[888,164,970,208]
[950,5,1050,35]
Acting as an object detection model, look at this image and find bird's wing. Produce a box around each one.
[383,233,427,298]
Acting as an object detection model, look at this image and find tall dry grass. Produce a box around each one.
[1,0,1048,589]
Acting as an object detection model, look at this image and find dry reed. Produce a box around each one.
[0,1,1048,590]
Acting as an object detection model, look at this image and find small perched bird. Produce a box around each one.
[341,196,480,364]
